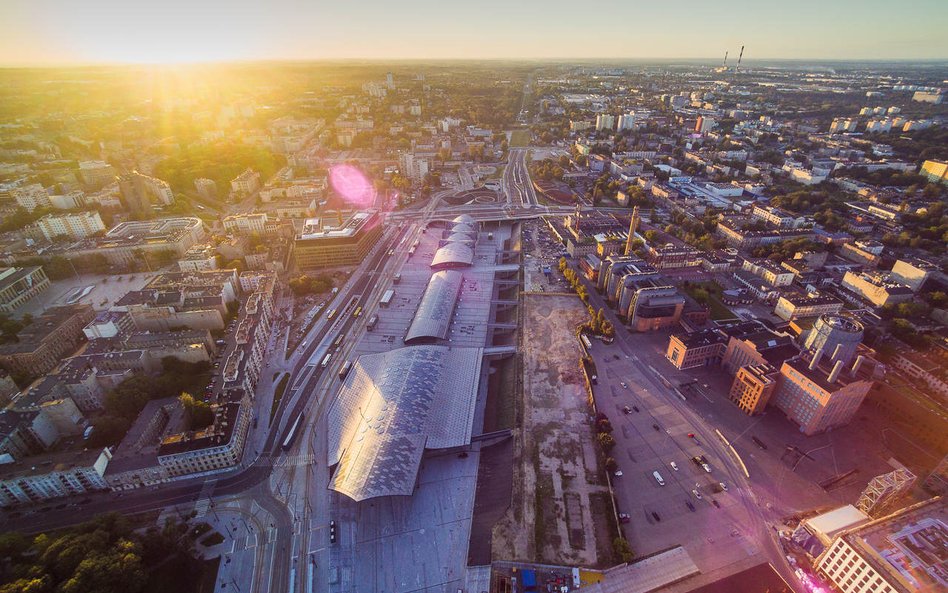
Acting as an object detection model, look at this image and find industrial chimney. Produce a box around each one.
[809,348,824,371]
[828,360,845,384]
[624,205,640,256]
[851,355,866,376]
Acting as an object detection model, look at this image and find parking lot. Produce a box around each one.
[584,337,767,580]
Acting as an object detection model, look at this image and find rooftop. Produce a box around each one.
[327,346,483,502]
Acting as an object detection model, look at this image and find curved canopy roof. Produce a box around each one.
[431,242,474,269]
[446,232,476,245]
[450,222,477,236]
[452,214,476,225]
[327,346,484,502]
[405,270,463,343]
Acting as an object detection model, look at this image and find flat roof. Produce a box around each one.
[806,504,871,540]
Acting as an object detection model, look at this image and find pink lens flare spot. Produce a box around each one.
[329,164,375,208]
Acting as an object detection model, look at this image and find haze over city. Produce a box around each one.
[1,0,948,65]
[0,3,947,593]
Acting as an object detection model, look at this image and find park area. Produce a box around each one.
[492,293,611,567]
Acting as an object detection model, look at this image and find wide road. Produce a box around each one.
[567,262,803,592]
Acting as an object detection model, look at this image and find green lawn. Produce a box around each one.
[509,129,531,147]
[269,373,290,425]
[680,281,738,320]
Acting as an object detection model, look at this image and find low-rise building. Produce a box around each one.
[841,271,914,307]
[891,351,948,398]
[0,305,95,378]
[0,448,111,507]
[814,497,946,593]
[774,291,843,321]
[889,258,938,293]
[230,169,261,196]
[0,266,50,313]
[666,328,729,370]
[223,213,268,234]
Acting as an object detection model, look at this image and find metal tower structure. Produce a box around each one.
[856,468,916,517]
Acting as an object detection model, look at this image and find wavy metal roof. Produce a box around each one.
[450,222,477,236]
[431,242,474,269]
[405,270,463,343]
[327,346,484,502]
[452,214,476,225]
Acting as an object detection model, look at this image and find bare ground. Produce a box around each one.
[492,294,607,566]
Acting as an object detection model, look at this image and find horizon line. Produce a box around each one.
[1,56,948,70]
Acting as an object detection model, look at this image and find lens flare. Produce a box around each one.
[329,164,375,209]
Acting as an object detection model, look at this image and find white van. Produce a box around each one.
[652,471,665,486]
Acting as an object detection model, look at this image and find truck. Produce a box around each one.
[380,289,395,307]
[366,314,379,331]
[392,273,401,285]
[338,360,352,379]
[320,353,332,369]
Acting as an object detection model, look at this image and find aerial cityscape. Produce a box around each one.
[0,3,947,593]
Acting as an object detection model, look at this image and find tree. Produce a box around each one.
[613,537,634,563]
[597,432,616,454]
[179,393,214,430]
[596,418,613,434]
[604,457,618,472]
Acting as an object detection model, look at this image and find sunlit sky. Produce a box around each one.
[1,0,947,65]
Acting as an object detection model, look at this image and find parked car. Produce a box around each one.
[670,462,678,471]
[719,482,728,492]
[618,513,631,524]
[622,406,632,414]
[692,489,702,500]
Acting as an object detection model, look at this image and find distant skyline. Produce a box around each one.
[2,0,948,66]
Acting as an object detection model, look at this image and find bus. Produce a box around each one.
[366,314,378,331]
[321,353,332,369]
[580,334,592,350]
[333,332,345,348]
[352,306,363,318]
[338,360,352,379]
[282,413,304,451]
[326,308,337,320]
[380,289,395,307]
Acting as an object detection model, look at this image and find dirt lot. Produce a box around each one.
[493,293,608,566]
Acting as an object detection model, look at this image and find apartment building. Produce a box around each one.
[223,213,268,234]
[34,211,106,241]
[0,266,50,313]
[0,305,95,377]
[230,168,261,196]
[774,291,843,321]
[11,184,51,212]
[118,171,174,214]
[666,328,729,370]
[841,271,913,307]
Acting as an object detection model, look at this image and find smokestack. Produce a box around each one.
[624,206,640,256]
[736,45,745,71]
[851,355,866,376]
[831,343,844,363]
[337,210,344,226]
[723,51,728,67]
[809,348,823,371]
[828,360,844,384]
[574,203,581,234]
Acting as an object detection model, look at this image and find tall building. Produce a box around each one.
[772,354,873,436]
[595,113,616,131]
[695,116,716,133]
[728,363,778,415]
[34,211,106,241]
[294,211,383,269]
[118,171,175,214]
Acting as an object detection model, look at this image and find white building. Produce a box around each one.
[230,169,261,196]
[12,184,51,212]
[0,449,111,507]
[595,114,616,131]
[35,211,106,241]
[223,213,268,234]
